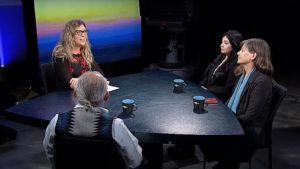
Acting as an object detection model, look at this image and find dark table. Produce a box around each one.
[6,70,244,168]
[104,70,244,144]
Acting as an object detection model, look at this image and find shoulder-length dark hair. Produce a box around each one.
[235,38,274,82]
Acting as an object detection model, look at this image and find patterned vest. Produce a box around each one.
[55,107,114,140]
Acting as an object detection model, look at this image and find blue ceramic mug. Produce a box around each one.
[193,96,208,110]
[174,79,187,93]
[122,99,137,114]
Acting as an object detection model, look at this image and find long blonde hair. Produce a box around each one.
[235,38,274,82]
[52,19,93,68]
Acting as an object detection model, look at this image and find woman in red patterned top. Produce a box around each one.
[52,19,104,89]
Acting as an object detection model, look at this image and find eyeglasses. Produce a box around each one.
[75,30,89,36]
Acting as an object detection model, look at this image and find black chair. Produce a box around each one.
[0,82,18,111]
[40,62,59,94]
[249,83,287,169]
[202,83,287,169]
[52,135,129,169]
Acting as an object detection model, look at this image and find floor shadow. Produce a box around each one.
[117,112,136,119]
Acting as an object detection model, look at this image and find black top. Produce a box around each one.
[199,54,239,103]
[231,70,272,149]
[53,54,104,89]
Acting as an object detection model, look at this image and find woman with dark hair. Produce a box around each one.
[52,19,104,89]
[202,38,274,169]
[168,30,243,160]
[199,30,243,103]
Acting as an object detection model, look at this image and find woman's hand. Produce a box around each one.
[201,85,207,90]
[70,78,78,89]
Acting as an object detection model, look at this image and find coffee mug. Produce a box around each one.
[193,96,208,110]
[173,79,187,93]
[122,99,137,114]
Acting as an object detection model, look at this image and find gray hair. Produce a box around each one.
[75,71,108,107]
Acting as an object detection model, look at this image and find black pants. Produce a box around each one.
[198,141,255,163]
[139,143,163,169]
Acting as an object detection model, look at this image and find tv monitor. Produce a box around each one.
[34,0,141,64]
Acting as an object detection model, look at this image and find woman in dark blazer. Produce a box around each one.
[230,69,273,150]
[199,30,243,103]
[203,38,274,169]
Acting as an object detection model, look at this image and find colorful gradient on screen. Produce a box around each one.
[34,0,141,64]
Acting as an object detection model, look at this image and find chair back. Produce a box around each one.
[265,83,287,146]
[52,135,129,169]
[40,62,58,94]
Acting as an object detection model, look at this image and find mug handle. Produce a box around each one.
[183,83,187,90]
[204,100,208,108]
[133,104,138,111]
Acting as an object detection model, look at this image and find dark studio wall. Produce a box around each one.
[141,0,300,84]
[187,0,300,83]
[2,0,300,92]
[0,0,39,90]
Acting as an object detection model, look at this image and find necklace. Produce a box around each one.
[219,56,228,66]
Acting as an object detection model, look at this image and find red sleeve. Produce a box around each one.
[53,58,72,88]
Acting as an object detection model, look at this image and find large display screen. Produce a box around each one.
[34,0,141,64]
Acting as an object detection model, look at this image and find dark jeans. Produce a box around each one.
[139,143,163,169]
[198,141,255,163]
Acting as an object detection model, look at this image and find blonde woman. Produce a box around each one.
[52,19,104,89]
